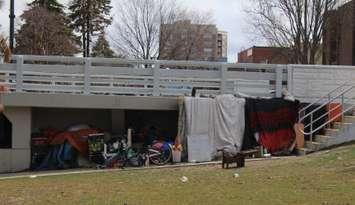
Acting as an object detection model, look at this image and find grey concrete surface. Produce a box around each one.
[2,93,179,110]
[4,107,31,149]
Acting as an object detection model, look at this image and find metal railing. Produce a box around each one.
[298,83,355,142]
[298,81,351,120]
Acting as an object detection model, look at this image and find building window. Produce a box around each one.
[204,34,213,40]
[204,48,213,53]
[0,113,12,148]
[247,49,253,57]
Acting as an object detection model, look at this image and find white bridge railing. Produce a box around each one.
[4,55,354,100]
[0,55,289,97]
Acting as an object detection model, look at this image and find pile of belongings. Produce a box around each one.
[33,125,101,170]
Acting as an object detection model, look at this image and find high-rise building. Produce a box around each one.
[159,20,228,62]
[217,31,228,62]
[323,0,355,65]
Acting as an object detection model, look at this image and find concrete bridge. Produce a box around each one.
[1,55,355,172]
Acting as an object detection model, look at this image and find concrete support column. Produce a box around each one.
[1,107,32,172]
[111,109,125,134]
[4,107,32,149]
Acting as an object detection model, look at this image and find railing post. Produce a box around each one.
[153,62,160,96]
[275,65,283,98]
[310,113,313,142]
[341,94,345,122]
[16,55,23,92]
[220,64,227,94]
[84,58,91,95]
[286,64,293,95]
[327,94,331,128]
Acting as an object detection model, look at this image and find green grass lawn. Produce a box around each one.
[1,144,355,205]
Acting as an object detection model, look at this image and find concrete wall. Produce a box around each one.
[292,67,355,103]
[3,93,178,111]
[0,149,31,173]
[0,107,31,172]
[4,107,32,149]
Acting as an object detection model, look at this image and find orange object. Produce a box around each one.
[0,84,9,92]
[327,103,342,122]
[50,128,101,156]
[294,123,305,149]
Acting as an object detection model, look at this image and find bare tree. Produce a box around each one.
[110,0,183,59]
[247,0,339,64]
[110,0,213,60]
[0,0,3,27]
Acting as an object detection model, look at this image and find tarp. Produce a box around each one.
[50,128,101,156]
[213,95,245,154]
[185,97,215,162]
[183,95,245,162]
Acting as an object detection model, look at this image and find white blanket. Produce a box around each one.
[185,97,215,162]
[213,95,245,154]
[183,95,245,162]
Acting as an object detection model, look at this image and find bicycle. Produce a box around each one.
[144,141,173,166]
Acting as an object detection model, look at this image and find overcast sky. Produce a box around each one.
[0,0,263,62]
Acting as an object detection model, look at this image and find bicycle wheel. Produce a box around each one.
[149,145,172,165]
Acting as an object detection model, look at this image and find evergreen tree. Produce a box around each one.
[0,0,3,28]
[29,0,64,13]
[15,5,79,56]
[69,0,112,57]
[92,33,115,58]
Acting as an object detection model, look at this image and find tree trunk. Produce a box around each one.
[83,32,86,57]
[86,29,90,57]
[86,0,91,57]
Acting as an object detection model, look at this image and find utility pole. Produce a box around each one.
[9,0,15,50]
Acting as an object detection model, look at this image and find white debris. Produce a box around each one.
[234,173,240,178]
[337,157,343,160]
[29,175,37,179]
[180,176,188,183]
[264,153,271,158]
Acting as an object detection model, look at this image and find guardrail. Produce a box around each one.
[0,55,289,97]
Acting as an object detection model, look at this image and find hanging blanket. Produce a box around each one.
[183,95,245,162]
[213,95,245,153]
[244,98,299,153]
[184,97,215,162]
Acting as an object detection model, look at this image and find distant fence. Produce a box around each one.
[0,55,354,101]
